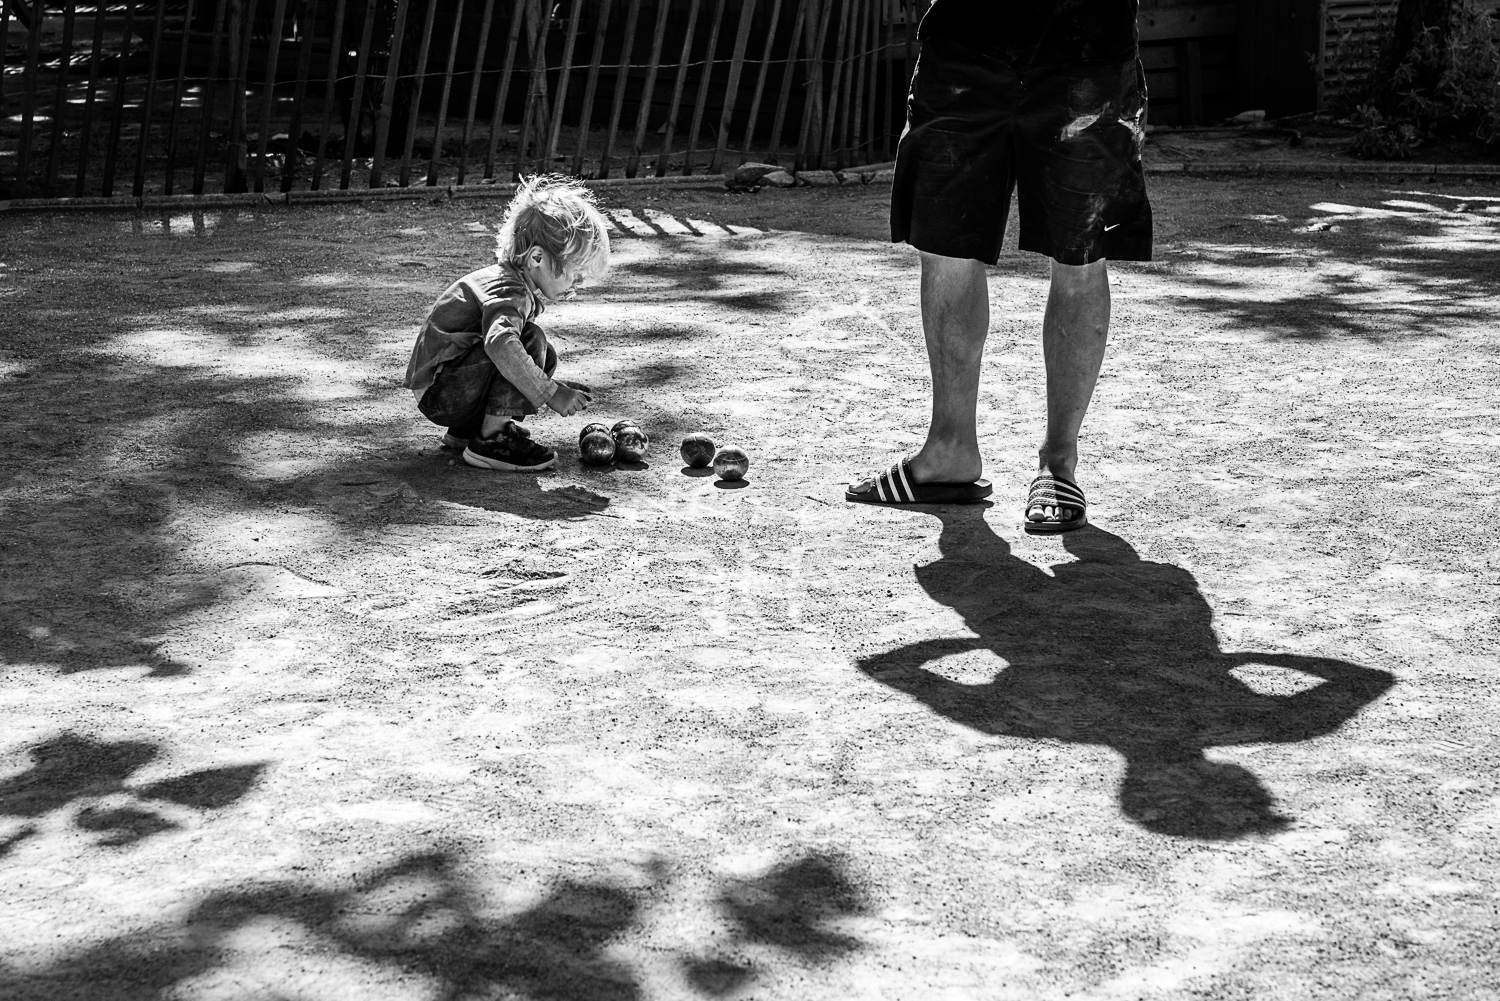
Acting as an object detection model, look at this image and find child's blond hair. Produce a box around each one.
[496,174,610,281]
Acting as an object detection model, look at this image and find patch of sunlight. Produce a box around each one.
[1311,196,1500,250]
[230,430,362,480]
[107,326,373,400]
[641,208,695,235]
[559,300,638,326]
[926,647,1007,686]
[164,213,216,236]
[175,304,257,316]
[1081,909,1320,997]
[1399,230,1500,251]
[1391,189,1500,205]
[173,915,437,1001]
[1329,287,1448,305]
[295,272,357,287]
[1382,199,1447,212]
[606,209,657,237]
[328,800,442,824]
[1166,905,1323,942]
[1229,663,1328,697]
[1173,242,1321,265]
[1308,202,1423,220]
[217,563,344,600]
[203,261,257,273]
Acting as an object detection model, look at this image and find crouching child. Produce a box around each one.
[404,175,611,471]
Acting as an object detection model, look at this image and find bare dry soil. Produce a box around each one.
[1,175,1498,999]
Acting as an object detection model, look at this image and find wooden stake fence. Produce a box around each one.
[2,0,917,203]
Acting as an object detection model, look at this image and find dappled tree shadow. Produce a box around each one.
[718,851,866,959]
[0,848,867,1000]
[0,734,158,818]
[608,243,793,296]
[74,805,179,846]
[859,510,1394,839]
[1158,190,1500,341]
[0,203,819,677]
[680,850,867,996]
[706,289,787,313]
[0,733,266,849]
[0,208,727,674]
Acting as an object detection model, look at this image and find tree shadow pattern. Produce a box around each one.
[0,211,798,677]
[681,851,867,995]
[0,733,266,854]
[858,510,1395,839]
[0,848,866,1001]
[1156,190,1500,341]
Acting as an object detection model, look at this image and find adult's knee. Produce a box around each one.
[1050,257,1109,298]
[920,251,987,285]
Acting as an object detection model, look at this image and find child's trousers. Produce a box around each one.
[417,322,556,430]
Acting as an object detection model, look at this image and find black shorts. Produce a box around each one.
[891,39,1153,267]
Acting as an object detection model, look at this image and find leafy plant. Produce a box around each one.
[1349,104,1425,158]
[1388,0,1500,149]
[1335,0,1500,158]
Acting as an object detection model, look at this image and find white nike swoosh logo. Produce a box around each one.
[1104,223,1121,231]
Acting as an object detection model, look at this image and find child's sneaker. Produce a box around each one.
[462,423,556,471]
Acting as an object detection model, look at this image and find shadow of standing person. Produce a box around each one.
[858,509,1394,839]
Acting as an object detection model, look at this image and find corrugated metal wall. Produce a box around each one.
[1322,0,1398,110]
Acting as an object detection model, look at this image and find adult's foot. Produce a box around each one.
[908,440,985,486]
[1029,446,1083,525]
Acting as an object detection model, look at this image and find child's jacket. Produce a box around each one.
[403,262,558,408]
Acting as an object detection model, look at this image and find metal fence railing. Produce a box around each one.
[0,0,920,201]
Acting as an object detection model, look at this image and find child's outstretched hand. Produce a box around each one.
[548,384,592,416]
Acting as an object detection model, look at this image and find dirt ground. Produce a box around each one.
[1,174,1498,999]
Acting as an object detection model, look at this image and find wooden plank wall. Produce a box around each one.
[1138,0,1238,126]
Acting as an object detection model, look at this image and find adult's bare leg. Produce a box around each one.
[906,251,990,485]
[1031,257,1111,522]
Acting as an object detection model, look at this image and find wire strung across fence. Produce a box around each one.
[0,0,919,200]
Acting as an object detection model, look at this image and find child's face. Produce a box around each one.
[525,247,583,302]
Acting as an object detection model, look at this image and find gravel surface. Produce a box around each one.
[1,175,1497,999]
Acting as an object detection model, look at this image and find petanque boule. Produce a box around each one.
[680,432,716,468]
[614,425,650,463]
[579,430,616,465]
[712,446,750,481]
[579,421,611,444]
[611,419,638,435]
